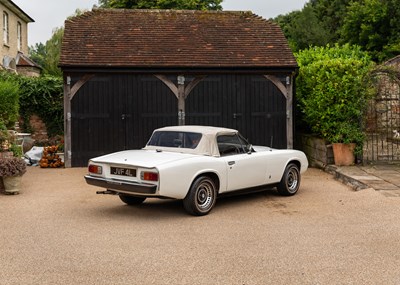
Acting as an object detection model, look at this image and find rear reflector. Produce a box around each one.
[141,171,159,182]
[88,164,102,174]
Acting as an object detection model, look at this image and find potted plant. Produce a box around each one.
[328,121,364,166]
[0,157,26,195]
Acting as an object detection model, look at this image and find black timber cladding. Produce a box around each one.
[71,74,287,166]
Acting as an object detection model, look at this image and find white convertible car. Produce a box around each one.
[85,126,308,216]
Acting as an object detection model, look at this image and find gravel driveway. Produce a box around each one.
[1,167,400,285]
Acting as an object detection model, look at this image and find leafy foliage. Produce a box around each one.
[0,72,63,138]
[18,76,64,138]
[340,0,400,61]
[29,27,64,77]
[0,80,20,128]
[275,4,332,51]
[275,0,400,62]
[99,0,223,10]
[295,44,374,151]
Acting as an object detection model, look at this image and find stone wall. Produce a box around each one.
[363,56,400,162]
[296,134,334,168]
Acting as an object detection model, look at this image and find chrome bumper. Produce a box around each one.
[84,175,157,195]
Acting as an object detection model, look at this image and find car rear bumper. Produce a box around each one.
[84,175,157,195]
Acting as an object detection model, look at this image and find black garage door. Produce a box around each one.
[71,74,287,166]
[71,74,177,166]
[186,75,287,148]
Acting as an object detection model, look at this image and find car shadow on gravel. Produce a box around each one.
[216,188,280,207]
[91,188,280,218]
[94,199,186,219]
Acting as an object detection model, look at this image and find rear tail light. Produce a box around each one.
[88,164,102,174]
[141,171,159,181]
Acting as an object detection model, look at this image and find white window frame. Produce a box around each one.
[17,22,22,50]
[3,12,9,45]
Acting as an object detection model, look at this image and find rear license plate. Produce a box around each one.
[110,167,136,177]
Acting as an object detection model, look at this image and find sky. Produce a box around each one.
[12,0,308,46]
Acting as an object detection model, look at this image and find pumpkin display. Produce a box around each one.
[40,146,64,168]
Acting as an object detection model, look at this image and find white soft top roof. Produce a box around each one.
[143,125,238,156]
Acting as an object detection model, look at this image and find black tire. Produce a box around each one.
[277,163,301,196]
[183,176,217,216]
[119,194,146,205]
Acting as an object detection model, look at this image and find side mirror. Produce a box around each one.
[247,145,253,154]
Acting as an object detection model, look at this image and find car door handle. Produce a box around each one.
[228,161,235,166]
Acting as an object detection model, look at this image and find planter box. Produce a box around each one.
[296,134,334,168]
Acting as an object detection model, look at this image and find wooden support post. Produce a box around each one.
[64,76,72,168]
[286,75,294,149]
[63,74,95,167]
[264,74,294,149]
[177,75,185,126]
[155,75,206,126]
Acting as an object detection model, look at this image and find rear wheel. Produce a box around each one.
[119,194,146,205]
[183,176,217,216]
[277,163,300,196]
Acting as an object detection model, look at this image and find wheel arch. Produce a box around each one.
[190,171,221,194]
[288,159,301,170]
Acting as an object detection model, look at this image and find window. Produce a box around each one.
[17,22,22,50]
[217,134,252,156]
[147,131,202,149]
[3,12,9,45]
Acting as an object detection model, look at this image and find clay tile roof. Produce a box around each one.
[16,52,41,68]
[60,9,297,69]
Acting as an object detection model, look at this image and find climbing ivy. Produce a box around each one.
[0,72,63,138]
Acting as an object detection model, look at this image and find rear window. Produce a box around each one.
[147,131,202,149]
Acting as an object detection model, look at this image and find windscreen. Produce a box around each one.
[147,131,202,149]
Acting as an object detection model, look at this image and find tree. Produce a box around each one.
[28,27,63,76]
[340,0,400,61]
[340,0,388,61]
[309,0,353,43]
[99,0,223,10]
[28,9,88,76]
[44,27,64,77]
[28,43,46,69]
[275,4,331,51]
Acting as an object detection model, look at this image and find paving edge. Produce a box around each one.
[324,165,369,191]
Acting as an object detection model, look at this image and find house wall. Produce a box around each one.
[17,66,40,77]
[0,1,29,65]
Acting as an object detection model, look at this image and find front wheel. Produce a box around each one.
[119,194,146,205]
[183,176,217,216]
[277,163,300,196]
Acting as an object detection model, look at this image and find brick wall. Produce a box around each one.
[28,114,48,142]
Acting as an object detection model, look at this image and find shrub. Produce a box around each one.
[0,80,19,128]
[18,75,64,137]
[0,157,26,177]
[0,72,63,138]
[295,44,374,151]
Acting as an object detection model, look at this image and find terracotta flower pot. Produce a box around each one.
[332,143,356,166]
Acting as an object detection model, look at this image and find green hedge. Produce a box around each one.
[0,80,19,128]
[295,44,374,150]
